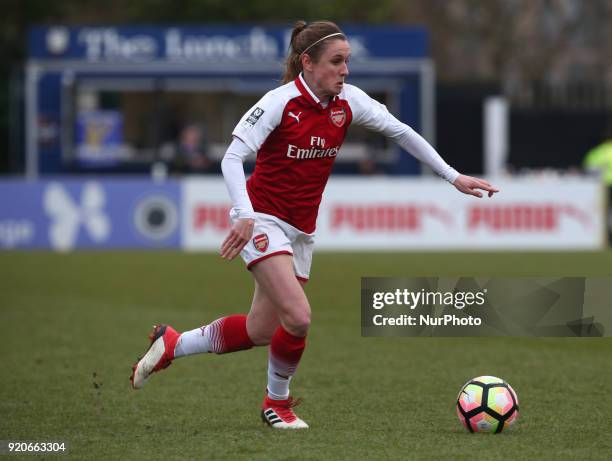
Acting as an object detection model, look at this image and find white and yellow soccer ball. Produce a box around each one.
[456,376,519,433]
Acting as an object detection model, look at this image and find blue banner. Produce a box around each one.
[0,179,181,250]
[29,26,428,62]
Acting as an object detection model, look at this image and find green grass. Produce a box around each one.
[1,251,611,460]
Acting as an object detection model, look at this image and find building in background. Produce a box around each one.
[25,25,434,177]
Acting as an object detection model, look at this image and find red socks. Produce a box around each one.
[207,314,254,354]
[270,326,306,375]
[267,326,306,399]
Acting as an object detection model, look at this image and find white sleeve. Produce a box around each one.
[345,84,459,183]
[231,90,285,153]
[392,127,460,183]
[221,137,256,220]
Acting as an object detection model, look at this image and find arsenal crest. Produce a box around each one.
[252,233,269,252]
[330,107,346,128]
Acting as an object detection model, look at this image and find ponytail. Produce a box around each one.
[282,20,346,84]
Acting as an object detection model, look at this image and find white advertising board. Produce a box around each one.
[183,177,605,251]
[182,179,232,250]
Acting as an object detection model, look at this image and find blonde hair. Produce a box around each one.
[282,20,346,84]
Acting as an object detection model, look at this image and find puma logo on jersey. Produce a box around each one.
[288,111,302,123]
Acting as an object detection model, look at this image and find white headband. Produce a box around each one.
[300,32,345,57]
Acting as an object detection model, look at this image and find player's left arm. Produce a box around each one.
[345,84,499,198]
[452,174,498,198]
[393,127,499,198]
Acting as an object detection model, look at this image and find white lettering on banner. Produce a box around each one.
[44,182,110,251]
[330,205,453,231]
[468,204,592,231]
[165,28,278,61]
[0,220,34,248]
[78,29,157,62]
[193,205,231,231]
[72,28,372,63]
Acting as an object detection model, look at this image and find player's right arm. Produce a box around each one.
[220,91,285,260]
[220,137,256,260]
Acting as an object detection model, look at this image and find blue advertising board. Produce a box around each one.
[29,26,428,62]
[0,179,181,250]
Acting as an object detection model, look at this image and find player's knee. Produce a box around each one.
[283,307,311,337]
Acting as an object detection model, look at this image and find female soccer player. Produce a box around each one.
[131,20,499,429]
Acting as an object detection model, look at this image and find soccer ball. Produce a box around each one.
[456,376,519,433]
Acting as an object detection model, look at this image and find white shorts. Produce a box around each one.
[230,211,315,282]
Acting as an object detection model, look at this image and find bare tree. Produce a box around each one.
[391,0,612,106]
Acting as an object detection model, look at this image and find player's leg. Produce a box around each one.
[131,299,260,390]
[251,255,310,337]
[178,212,295,353]
[175,279,280,359]
[130,280,280,389]
[174,312,254,357]
[130,213,294,390]
[251,254,311,429]
[131,307,256,389]
[246,280,281,345]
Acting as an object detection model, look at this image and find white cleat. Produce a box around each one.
[130,325,180,390]
[261,396,309,429]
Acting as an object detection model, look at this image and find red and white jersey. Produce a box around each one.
[232,74,456,233]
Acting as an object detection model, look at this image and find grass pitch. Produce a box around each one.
[1,251,611,460]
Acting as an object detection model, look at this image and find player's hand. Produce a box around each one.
[453,174,499,198]
[220,218,255,260]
